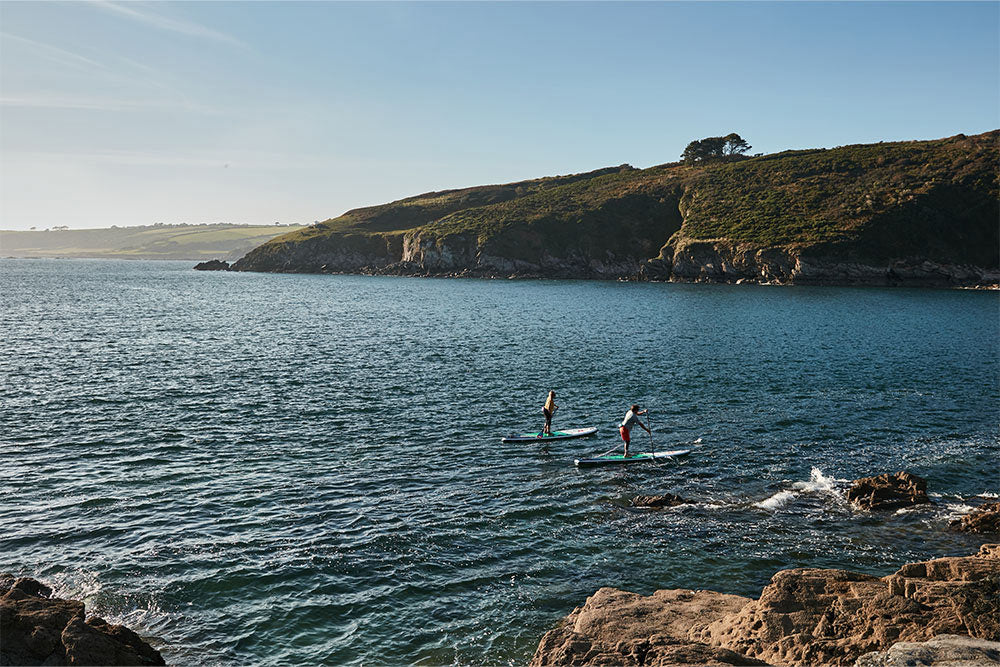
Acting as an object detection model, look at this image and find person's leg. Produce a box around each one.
[619,426,630,457]
[543,408,552,435]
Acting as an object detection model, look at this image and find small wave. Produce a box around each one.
[790,467,842,495]
[755,490,797,510]
[978,492,999,499]
[755,467,845,511]
[693,437,703,444]
[943,503,977,520]
[42,570,176,643]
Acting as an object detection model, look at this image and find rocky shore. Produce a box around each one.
[534,473,999,666]
[206,242,1000,288]
[531,544,1000,666]
[0,575,164,666]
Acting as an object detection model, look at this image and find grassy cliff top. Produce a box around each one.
[247,130,999,267]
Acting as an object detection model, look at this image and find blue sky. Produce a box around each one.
[1,1,997,230]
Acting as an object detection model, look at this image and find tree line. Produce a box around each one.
[681,133,752,163]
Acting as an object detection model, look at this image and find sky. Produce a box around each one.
[0,1,997,230]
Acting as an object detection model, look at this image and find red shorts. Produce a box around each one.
[619,426,630,444]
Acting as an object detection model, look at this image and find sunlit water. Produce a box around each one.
[1,259,997,665]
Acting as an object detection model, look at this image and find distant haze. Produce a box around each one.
[0,223,305,260]
[1,2,997,230]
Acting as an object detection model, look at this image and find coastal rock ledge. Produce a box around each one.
[0,574,165,666]
[531,544,1000,667]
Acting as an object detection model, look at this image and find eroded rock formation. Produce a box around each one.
[846,471,931,511]
[855,634,1000,667]
[0,574,164,666]
[531,544,1000,667]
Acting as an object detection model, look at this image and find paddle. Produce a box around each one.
[646,410,658,462]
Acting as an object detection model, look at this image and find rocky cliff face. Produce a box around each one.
[231,228,657,279]
[531,544,1000,667]
[642,238,1000,287]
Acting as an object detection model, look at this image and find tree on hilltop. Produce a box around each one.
[682,133,752,163]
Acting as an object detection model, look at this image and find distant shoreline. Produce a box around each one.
[0,223,306,262]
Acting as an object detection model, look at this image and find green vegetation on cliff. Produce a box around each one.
[233,131,998,278]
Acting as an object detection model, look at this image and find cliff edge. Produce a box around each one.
[230,131,999,286]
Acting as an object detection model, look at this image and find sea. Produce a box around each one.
[1,258,997,665]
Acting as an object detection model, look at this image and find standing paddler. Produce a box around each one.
[541,390,558,436]
[619,404,650,457]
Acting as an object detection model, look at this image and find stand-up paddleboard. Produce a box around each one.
[501,427,598,443]
[575,449,690,467]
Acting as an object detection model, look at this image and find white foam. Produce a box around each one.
[755,490,797,510]
[755,467,845,511]
[944,503,977,520]
[693,437,703,444]
[791,467,842,495]
[978,492,999,498]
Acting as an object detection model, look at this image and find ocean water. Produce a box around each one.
[1,258,997,665]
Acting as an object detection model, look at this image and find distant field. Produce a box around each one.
[0,224,308,261]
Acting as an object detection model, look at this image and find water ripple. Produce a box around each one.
[1,259,997,665]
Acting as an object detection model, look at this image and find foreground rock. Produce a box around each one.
[532,544,1000,666]
[855,634,1000,666]
[952,503,1000,534]
[632,494,688,508]
[0,574,164,666]
[193,259,230,271]
[846,471,930,511]
[531,588,766,666]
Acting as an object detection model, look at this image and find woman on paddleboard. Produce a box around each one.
[619,404,649,457]
[541,390,558,436]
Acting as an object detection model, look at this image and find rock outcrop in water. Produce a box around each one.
[531,544,1000,667]
[229,131,1000,287]
[193,259,230,271]
[846,471,931,511]
[0,574,164,666]
[951,503,1000,534]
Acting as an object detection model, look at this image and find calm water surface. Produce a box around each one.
[1,259,997,665]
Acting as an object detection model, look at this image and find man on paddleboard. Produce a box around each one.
[541,390,558,436]
[619,404,649,457]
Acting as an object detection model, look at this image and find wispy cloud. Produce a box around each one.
[89,1,245,47]
[0,93,218,114]
[0,32,111,73]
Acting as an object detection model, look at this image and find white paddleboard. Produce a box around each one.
[575,449,691,467]
[501,427,598,443]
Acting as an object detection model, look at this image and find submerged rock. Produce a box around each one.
[0,574,164,666]
[951,503,1000,534]
[532,544,1000,666]
[846,471,930,511]
[854,634,1000,666]
[632,494,688,508]
[193,259,230,271]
